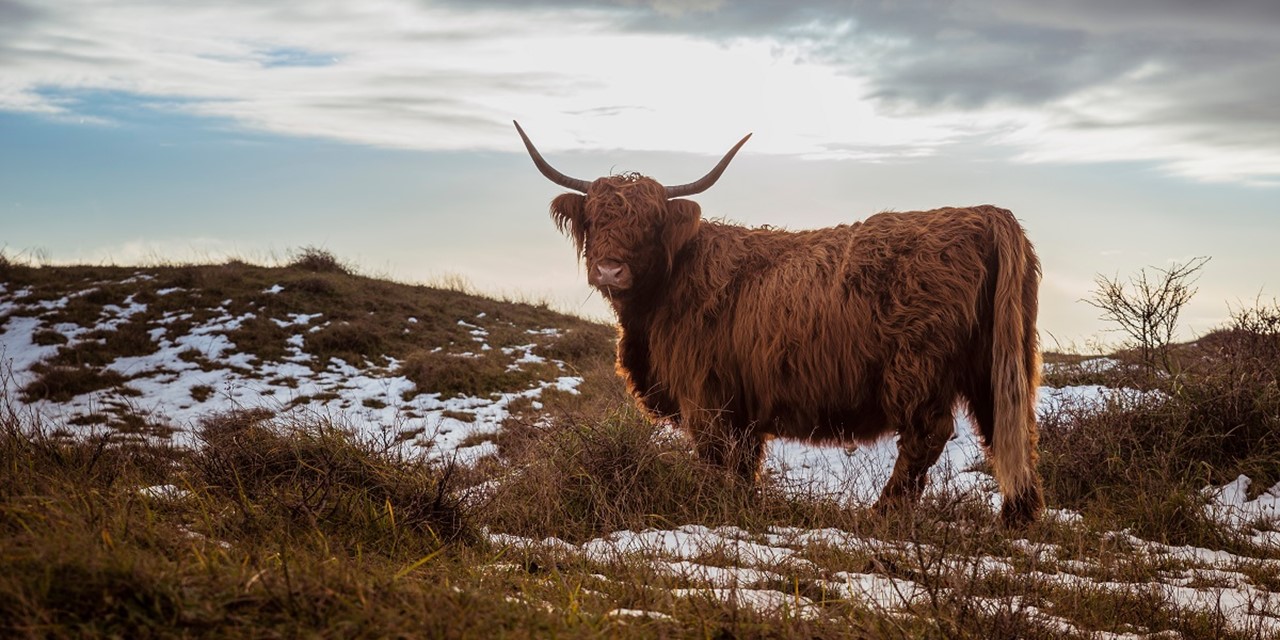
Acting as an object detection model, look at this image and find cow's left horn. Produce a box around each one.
[514,121,591,194]
[664,133,752,199]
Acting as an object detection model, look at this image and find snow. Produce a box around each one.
[488,517,1280,635]
[766,407,1000,510]
[580,525,802,568]
[604,608,673,621]
[0,285,583,459]
[270,312,322,328]
[1203,475,1280,541]
[139,484,191,500]
[658,560,783,588]
[670,588,816,616]
[0,316,64,391]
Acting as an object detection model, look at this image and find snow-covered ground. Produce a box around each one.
[488,522,1280,636]
[0,277,579,459]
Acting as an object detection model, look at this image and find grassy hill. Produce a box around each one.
[1,250,613,447]
[2,252,1280,638]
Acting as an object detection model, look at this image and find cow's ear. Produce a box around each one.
[550,193,587,258]
[662,198,702,271]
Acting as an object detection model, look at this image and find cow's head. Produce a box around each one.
[515,121,750,299]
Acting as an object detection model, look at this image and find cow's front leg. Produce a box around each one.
[874,411,952,513]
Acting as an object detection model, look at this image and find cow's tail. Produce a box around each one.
[989,209,1044,528]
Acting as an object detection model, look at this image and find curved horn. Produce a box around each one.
[664,133,752,199]
[513,121,591,194]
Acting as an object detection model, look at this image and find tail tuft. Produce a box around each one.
[987,208,1044,525]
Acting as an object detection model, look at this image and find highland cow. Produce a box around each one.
[515,121,1044,527]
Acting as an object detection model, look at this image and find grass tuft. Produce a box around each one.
[21,363,128,403]
[192,408,470,548]
[397,349,550,399]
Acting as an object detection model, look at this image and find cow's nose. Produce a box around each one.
[595,263,624,286]
[590,260,631,289]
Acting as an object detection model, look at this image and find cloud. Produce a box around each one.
[0,0,42,30]
[441,0,1280,183]
[3,0,1279,184]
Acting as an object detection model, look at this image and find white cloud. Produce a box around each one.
[3,0,1278,184]
[1,1,976,160]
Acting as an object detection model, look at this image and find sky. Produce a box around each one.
[2,0,1278,346]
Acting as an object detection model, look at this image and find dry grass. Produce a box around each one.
[486,402,755,542]
[396,348,560,400]
[21,363,128,403]
[1038,301,1280,546]
[4,255,1280,638]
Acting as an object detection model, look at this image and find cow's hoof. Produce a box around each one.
[999,487,1044,529]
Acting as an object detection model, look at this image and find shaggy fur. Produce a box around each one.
[548,174,1044,527]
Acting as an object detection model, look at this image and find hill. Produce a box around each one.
[0,253,612,457]
[2,253,1279,638]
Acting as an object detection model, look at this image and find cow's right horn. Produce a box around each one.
[514,121,591,194]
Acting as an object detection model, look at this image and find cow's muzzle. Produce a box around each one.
[589,260,632,291]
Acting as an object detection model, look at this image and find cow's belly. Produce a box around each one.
[764,401,890,445]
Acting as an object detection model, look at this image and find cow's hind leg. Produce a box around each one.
[961,380,1043,528]
[874,410,952,513]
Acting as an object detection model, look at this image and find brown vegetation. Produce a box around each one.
[3,253,1280,638]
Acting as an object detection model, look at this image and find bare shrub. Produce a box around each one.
[1086,256,1209,375]
[223,315,291,362]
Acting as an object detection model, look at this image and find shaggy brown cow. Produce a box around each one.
[515,121,1044,527]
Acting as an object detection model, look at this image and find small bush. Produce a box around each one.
[287,246,350,274]
[1086,257,1208,376]
[41,319,159,371]
[44,296,105,327]
[164,265,204,289]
